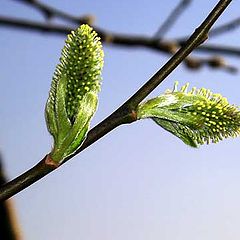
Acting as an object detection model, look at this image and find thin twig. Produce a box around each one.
[0,0,232,201]
[1,16,239,57]
[180,41,240,56]
[12,0,93,24]
[11,0,239,56]
[209,17,240,37]
[0,16,238,72]
[184,55,237,73]
[176,17,240,41]
[154,0,192,38]
[2,0,239,72]
[0,16,72,34]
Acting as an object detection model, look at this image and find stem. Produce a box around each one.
[1,17,239,58]
[0,155,57,201]
[0,0,232,201]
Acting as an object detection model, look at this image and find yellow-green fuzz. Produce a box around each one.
[137,82,240,147]
[45,24,104,162]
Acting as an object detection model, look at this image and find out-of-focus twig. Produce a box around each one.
[0,16,237,73]
[184,55,237,73]
[209,17,240,37]
[0,155,22,240]
[177,17,240,41]
[0,16,72,34]
[1,15,239,58]
[1,0,238,72]
[12,0,94,24]
[179,41,240,56]
[154,0,192,38]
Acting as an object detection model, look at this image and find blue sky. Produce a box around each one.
[1,1,240,239]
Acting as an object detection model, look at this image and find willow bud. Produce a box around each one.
[137,82,240,147]
[45,24,104,163]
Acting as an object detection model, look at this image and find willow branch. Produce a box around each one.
[0,16,238,72]
[12,0,94,24]
[3,0,240,61]
[154,0,192,38]
[180,41,240,56]
[177,17,240,41]
[209,17,240,37]
[0,0,232,201]
[183,55,237,73]
[113,0,232,107]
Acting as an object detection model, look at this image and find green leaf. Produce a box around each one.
[137,82,240,147]
[45,24,104,163]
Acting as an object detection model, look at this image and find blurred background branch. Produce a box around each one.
[12,0,95,25]
[0,0,239,73]
[154,0,192,38]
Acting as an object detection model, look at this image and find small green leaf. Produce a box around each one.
[45,24,104,163]
[137,82,240,147]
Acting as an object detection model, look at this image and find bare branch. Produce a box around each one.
[176,17,240,42]
[181,42,240,57]
[1,16,239,58]
[0,0,232,201]
[154,0,192,38]
[0,16,72,34]
[0,16,237,72]
[209,17,240,37]
[184,55,237,73]
[11,0,94,24]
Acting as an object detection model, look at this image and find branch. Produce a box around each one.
[184,55,237,73]
[180,41,240,57]
[0,0,232,201]
[1,16,239,57]
[0,16,237,72]
[0,16,72,34]
[209,17,240,37]
[176,17,240,41]
[154,0,192,38]
[12,0,94,25]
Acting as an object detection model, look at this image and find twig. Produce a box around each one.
[12,0,94,24]
[0,16,237,72]
[176,17,240,41]
[184,55,237,73]
[3,0,239,71]
[180,41,240,57]
[1,16,239,57]
[209,17,240,37]
[154,0,192,38]
[11,0,239,55]
[0,0,232,201]
[0,16,72,34]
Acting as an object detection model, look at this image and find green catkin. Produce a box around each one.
[45,24,104,162]
[137,82,240,147]
[51,25,103,123]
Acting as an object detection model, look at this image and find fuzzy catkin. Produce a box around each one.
[51,25,104,123]
[137,82,240,147]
